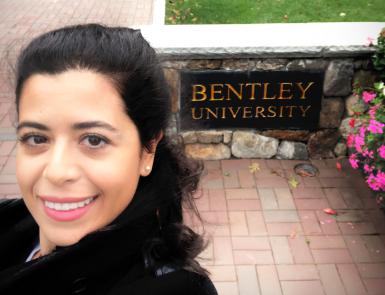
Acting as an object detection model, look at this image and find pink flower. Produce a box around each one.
[362,91,376,103]
[367,174,381,191]
[362,149,374,159]
[359,126,366,138]
[347,134,354,148]
[367,171,385,191]
[349,153,359,169]
[368,120,384,134]
[376,171,385,191]
[354,134,365,153]
[369,105,379,119]
[364,164,373,174]
[378,146,385,159]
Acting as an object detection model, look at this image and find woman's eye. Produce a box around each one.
[81,134,109,149]
[18,134,47,146]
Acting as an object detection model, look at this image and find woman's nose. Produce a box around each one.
[42,140,81,185]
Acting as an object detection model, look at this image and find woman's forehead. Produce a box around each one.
[19,70,126,115]
[22,70,120,97]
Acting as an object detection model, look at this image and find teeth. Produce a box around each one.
[44,197,95,211]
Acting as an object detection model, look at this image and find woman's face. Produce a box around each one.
[16,70,155,248]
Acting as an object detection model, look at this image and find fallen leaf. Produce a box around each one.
[223,172,231,177]
[288,176,299,188]
[296,170,311,177]
[323,208,337,216]
[249,163,260,173]
[305,239,311,245]
[271,169,280,176]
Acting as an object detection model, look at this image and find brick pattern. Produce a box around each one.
[191,159,384,294]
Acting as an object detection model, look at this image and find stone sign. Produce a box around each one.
[180,70,324,131]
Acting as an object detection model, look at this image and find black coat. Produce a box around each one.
[0,199,217,295]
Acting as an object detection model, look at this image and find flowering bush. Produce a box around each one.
[348,28,385,208]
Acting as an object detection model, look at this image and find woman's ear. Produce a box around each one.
[140,131,164,177]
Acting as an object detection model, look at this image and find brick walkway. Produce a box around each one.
[1,1,385,295]
[187,158,385,295]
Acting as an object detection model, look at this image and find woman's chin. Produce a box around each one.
[41,228,86,249]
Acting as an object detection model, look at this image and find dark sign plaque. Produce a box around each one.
[179,70,324,131]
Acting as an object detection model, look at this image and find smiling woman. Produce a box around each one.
[0,24,217,295]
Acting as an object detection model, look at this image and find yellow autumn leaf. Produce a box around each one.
[249,163,260,173]
[288,176,299,188]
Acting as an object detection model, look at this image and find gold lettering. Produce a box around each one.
[245,83,262,100]
[278,106,284,117]
[192,84,207,101]
[286,106,296,118]
[299,105,311,117]
[255,107,266,118]
[210,84,224,101]
[191,108,203,119]
[278,82,293,100]
[267,106,277,117]
[229,107,242,118]
[205,107,218,119]
[296,82,314,99]
[243,107,252,118]
[221,107,226,119]
[262,83,276,100]
[226,83,244,100]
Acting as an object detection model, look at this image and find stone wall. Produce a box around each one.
[161,57,378,160]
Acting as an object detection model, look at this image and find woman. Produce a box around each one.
[0,24,217,295]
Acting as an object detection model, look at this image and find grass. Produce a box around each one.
[165,0,385,24]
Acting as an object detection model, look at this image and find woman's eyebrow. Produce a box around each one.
[17,121,48,132]
[16,120,120,133]
[72,121,119,133]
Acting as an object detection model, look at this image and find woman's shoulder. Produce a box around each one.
[109,266,217,295]
[0,198,31,233]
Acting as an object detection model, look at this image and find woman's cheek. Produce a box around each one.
[16,155,37,191]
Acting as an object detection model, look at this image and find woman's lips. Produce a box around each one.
[40,195,98,222]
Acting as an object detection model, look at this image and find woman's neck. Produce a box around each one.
[39,230,56,257]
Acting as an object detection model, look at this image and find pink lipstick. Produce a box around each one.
[40,195,98,222]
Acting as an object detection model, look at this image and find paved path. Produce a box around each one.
[1,1,385,294]
[188,158,385,295]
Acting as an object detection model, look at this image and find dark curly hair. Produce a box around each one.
[14,24,206,275]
